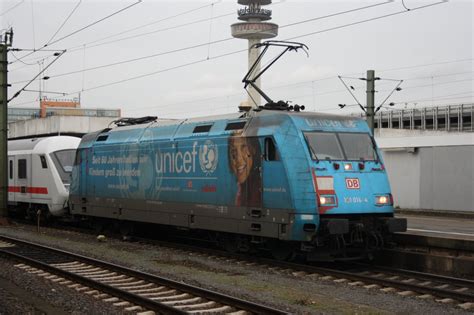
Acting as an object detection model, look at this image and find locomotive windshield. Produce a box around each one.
[304,132,377,161]
[338,133,377,161]
[50,149,76,185]
[304,132,344,160]
[53,150,75,172]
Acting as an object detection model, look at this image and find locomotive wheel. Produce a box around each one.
[220,234,240,253]
[220,234,251,254]
[269,241,295,261]
[119,221,135,241]
[92,219,106,234]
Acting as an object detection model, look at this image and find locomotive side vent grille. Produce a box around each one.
[193,125,212,133]
[225,121,246,131]
[96,135,109,142]
[250,223,261,231]
[250,209,262,218]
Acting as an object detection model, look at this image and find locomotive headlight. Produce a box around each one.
[319,195,336,205]
[375,194,392,206]
[344,163,352,171]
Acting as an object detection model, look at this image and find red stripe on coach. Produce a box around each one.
[8,186,48,194]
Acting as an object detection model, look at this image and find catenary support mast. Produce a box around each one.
[0,29,12,221]
[366,70,376,135]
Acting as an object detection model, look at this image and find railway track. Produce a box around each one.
[130,236,474,310]
[0,235,287,315]
[2,223,473,311]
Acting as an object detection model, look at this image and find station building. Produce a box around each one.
[374,103,473,214]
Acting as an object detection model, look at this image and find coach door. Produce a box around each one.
[15,155,31,200]
[7,156,15,202]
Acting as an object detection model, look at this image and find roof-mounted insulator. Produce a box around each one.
[112,116,157,127]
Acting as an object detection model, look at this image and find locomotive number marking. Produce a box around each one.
[345,178,360,189]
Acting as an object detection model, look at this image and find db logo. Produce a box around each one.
[345,178,360,189]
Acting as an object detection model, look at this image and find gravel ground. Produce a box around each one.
[0,222,470,315]
[0,259,125,315]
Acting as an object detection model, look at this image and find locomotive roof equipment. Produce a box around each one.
[242,40,309,112]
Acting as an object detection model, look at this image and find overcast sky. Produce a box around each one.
[1,0,472,118]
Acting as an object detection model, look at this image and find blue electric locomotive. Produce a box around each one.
[69,108,406,260]
[69,41,406,259]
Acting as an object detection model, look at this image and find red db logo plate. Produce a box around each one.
[345,178,360,189]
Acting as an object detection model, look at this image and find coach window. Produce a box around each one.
[18,159,27,179]
[9,160,13,179]
[40,155,48,169]
[264,138,279,161]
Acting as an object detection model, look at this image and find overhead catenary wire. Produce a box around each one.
[0,0,25,17]
[10,0,393,71]
[9,0,397,84]
[8,1,233,68]
[318,94,473,113]
[398,78,474,91]
[156,93,474,118]
[8,0,230,68]
[207,2,215,59]
[378,58,472,74]
[375,80,404,113]
[285,0,448,42]
[12,0,143,63]
[30,0,36,49]
[67,0,226,52]
[338,76,365,112]
[45,0,142,47]
[8,50,66,103]
[7,0,450,109]
[45,0,82,46]
[9,50,40,66]
[10,68,472,111]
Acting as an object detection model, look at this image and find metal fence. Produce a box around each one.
[371,104,473,132]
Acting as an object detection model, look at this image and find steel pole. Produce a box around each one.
[0,43,8,219]
[366,70,375,135]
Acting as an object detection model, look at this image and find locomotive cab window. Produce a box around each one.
[264,138,279,161]
[18,159,27,179]
[338,133,377,161]
[39,155,48,169]
[304,131,378,161]
[304,132,344,160]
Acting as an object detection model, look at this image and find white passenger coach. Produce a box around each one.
[7,136,80,217]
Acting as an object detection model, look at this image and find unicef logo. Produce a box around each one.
[199,140,218,175]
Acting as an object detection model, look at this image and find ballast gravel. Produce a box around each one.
[0,222,471,315]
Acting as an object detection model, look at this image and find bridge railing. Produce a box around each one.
[358,104,473,132]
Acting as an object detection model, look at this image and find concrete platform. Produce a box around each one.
[376,213,474,278]
[398,214,474,241]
